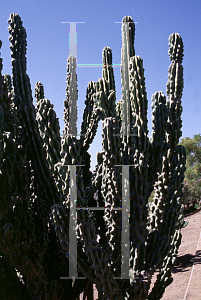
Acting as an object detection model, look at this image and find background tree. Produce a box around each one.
[179,134,201,213]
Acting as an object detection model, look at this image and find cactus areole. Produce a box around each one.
[0,13,186,300]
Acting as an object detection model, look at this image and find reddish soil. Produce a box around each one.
[79,208,201,300]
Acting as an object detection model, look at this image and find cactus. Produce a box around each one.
[0,13,187,300]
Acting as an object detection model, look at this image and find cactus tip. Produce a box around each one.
[168,33,184,63]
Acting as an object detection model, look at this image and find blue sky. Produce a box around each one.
[0,0,201,172]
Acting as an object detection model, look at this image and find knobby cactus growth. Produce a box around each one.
[0,13,187,300]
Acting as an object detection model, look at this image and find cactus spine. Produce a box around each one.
[0,13,186,300]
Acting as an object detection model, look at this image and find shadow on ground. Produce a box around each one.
[184,206,201,218]
[172,250,201,273]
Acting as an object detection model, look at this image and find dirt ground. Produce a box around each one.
[79,208,201,300]
[153,207,201,300]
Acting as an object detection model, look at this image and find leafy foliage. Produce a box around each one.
[179,134,201,213]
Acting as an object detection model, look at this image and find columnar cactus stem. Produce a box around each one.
[102,46,116,92]
[3,13,91,299]
[147,145,186,299]
[7,13,61,208]
[127,55,149,277]
[121,16,135,154]
[63,55,78,137]
[35,81,44,102]
[101,117,123,278]
[0,41,16,215]
[166,33,184,161]
[35,83,61,174]
[128,55,148,160]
